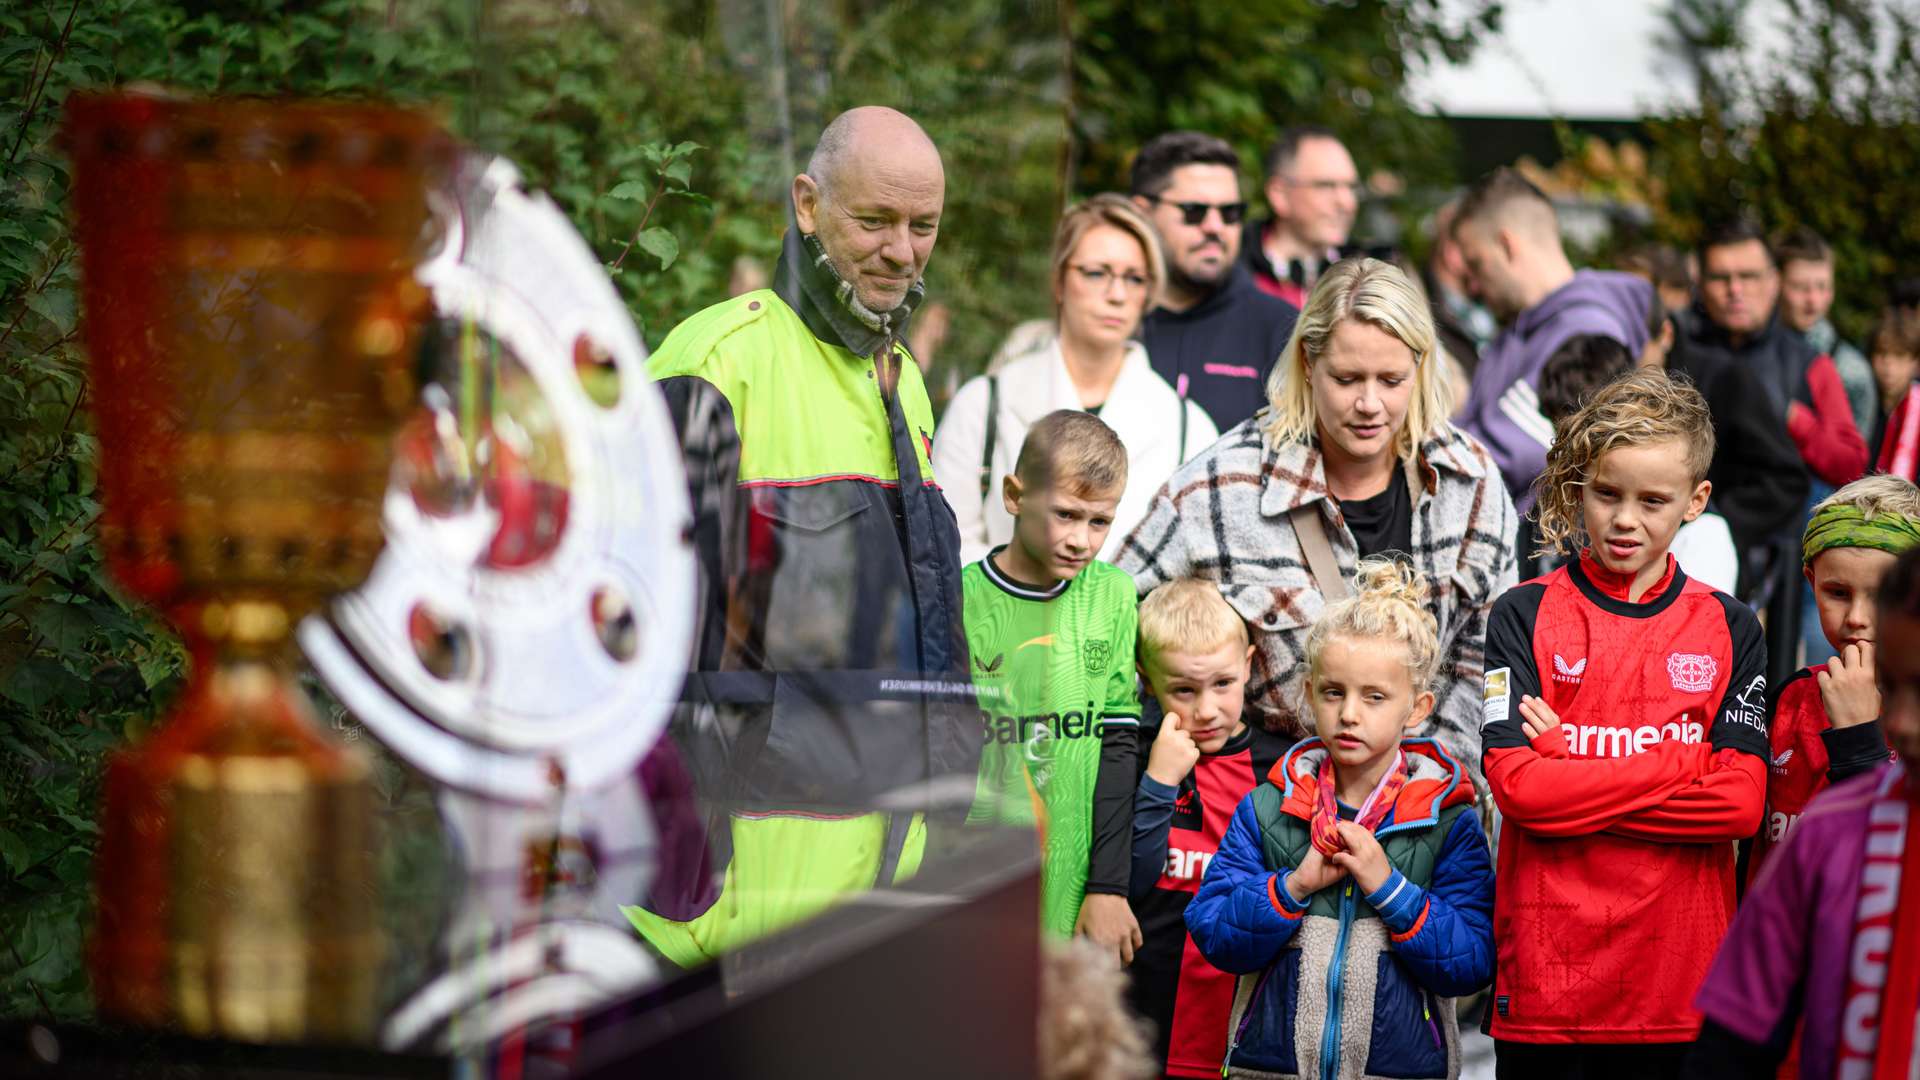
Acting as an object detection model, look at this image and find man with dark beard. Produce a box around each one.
[1131,132,1300,430]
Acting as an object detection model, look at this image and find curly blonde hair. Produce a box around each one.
[1532,367,1714,558]
[1263,257,1454,462]
[1299,558,1441,700]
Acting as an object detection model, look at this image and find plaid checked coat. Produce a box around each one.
[1115,415,1518,778]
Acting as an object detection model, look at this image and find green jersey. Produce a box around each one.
[963,551,1140,936]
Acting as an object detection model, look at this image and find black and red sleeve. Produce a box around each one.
[1706,593,1770,760]
[1478,583,1548,757]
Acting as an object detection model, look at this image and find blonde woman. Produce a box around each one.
[1116,257,1517,777]
[933,194,1218,565]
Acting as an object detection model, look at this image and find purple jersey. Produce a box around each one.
[1692,764,1897,1078]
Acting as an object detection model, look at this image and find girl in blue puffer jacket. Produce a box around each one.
[1186,559,1495,1080]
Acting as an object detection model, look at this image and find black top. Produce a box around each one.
[1668,316,1810,563]
[1340,469,1412,562]
[1140,263,1299,431]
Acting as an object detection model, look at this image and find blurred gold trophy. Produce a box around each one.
[63,92,449,1042]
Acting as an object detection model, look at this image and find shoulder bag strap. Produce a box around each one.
[980,374,1000,506]
[1288,501,1351,601]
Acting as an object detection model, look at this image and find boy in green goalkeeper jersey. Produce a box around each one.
[964,410,1143,963]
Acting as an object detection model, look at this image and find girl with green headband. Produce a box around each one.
[1747,474,1917,892]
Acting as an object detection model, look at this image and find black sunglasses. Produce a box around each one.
[1146,196,1247,226]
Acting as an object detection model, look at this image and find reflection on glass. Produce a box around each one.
[479,331,570,569]
[407,601,472,681]
[394,384,476,519]
[573,332,621,408]
[590,585,640,662]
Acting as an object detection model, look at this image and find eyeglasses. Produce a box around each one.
[1144,196,1247,226]
[1071,265,1152,294]
[1283,178,1366,198]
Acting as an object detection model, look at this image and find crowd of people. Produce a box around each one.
[625,105,1920,1080]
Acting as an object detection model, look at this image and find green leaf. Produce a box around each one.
[668,140,703,158]
[52,812,98,838]
[663,158,692,188]
[28,601,92,652]
[1,657,85,709]
[604,179,650,203]
[0,826,29,876]
[23,288,75,335]
[636,227,678,270]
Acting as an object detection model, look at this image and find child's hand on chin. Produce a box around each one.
[1075,893,1143,966]
[1817,641,1880,729]
[1146,713,1202,786]
[1330,822,1392,894]
[1285,846,1348,902]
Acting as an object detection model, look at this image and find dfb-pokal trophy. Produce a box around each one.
[62,91,451,1043]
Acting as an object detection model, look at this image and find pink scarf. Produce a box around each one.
[1838,763,1920,1078]
[1310,749,1407,859]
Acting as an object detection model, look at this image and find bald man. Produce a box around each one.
[1449,167,1653,509]
[632,107,978,966]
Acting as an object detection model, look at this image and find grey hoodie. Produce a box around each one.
[1457,270,1654,507]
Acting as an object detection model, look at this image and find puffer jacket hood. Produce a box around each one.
[1270,736,1477,828]
[1184,734,1495,1079]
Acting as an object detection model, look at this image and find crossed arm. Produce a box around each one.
[1489,696,1765,842]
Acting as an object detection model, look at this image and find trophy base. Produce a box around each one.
[91,657,382,1044]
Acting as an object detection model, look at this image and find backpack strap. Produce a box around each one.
[1289,501,1351,601]
[979,374,1000,506]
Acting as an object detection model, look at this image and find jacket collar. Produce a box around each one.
[1802,317,1839,354]
[1255,422,1487,519]
[1003,338,1158,426]
[771,209,922,359]
[1268,736,1475,834]
[1684,303,1789,354]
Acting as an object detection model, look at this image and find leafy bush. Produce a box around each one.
[1650,0,1920,337]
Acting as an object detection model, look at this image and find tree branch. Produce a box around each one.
[5,0,83,171]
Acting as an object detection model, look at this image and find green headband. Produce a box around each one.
[1802,503,1920,566]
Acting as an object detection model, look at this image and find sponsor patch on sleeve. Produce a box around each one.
[1481,667,1511,728]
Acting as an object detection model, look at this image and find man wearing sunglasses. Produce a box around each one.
[1130,131,1300,431]
[1244,125,1364,309]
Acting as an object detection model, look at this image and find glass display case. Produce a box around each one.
[0,2,1070,1076]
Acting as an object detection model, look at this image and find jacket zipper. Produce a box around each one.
[1423,990,1444,1052]
[1224,958,1278,1074]
[1319,882,1356,1079]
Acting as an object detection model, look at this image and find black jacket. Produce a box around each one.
[1682,307,1817,419]
[1140,263,1299,431]
[1667,319,1809,559]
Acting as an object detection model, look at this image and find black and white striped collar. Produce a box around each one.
[983,547,1070,601]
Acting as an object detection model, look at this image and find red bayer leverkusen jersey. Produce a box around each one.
[1480,553,1768,1045]
[1747,668,1897,888]
[1127,725,1287,1078]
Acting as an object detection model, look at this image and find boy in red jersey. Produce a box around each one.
[1480,368,1769,1079]
[1748,475,1915,883]
[1125,579,1285,1078]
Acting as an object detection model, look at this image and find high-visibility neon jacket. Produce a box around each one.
[626,245,977,965]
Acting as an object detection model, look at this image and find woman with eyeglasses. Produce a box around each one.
[933,193,1218,565]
